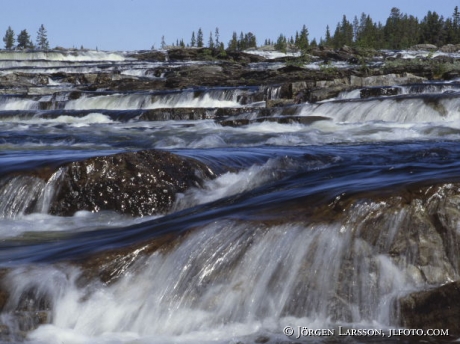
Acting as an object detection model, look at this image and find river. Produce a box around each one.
[0,49,458,343]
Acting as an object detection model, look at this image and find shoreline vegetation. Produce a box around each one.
[2,6,460,54]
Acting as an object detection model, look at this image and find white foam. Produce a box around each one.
[0,50,128,62]
[17,215,425,343]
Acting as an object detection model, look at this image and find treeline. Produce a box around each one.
[2,24,49,50]
[323,6,460,49]
[166,27,257,52]
[167,6,460,52]
[4,6,460,53]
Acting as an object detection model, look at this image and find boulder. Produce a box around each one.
[48,150,216,217]
[399,280,460,335]
[440,44,460,53]
[410,44,438,51]
[128,50,167,62]
[360,86,401,98]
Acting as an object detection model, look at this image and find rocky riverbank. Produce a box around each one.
[1,45,460,341]
[2,45,459,104]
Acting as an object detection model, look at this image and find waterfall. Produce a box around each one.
[0,169,63,219]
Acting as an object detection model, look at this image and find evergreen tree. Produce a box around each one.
[215,27,220,47]
[274,33,287,52]
[219,42,225,53]
[444,18,457,44]
[228,31,238,51]
[453,6,460,43]
[420,11,445,46]
[296,24,309,50]
[36,24,49,50]
[161,35,166,49]
[454,6,460,27]
[355,13,383,48]
[331,16,353,48]
[191,31,196,47]
[239,32,245,50]
[243,32,257,49]
[324,25,331,46]
[3,26,15,50]
[208,31,214,49]
[353,15,359,42]
[197,28,204,47]
[384,7,404,48]
[17,29,33,49]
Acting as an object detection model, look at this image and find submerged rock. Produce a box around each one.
[48,150,216,217]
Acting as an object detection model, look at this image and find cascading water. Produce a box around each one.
[1,48,460,343]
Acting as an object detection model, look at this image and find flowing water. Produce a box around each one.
[0,50,459,343]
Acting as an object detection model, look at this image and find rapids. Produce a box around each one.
[0,49,459,343]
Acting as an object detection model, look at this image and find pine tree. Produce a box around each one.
[197,28,203,47]
[274,33,287,52]
[161,35,166,49]
[228,31,238,51]
[453,6,460,43]
[191,31,196,47]
[332,15,353,48]
[245,32,257,48]
[325,25,331,46]
[36,24,49,50]
[420,11,444,46]
[215,27,220,47]
[296,24,309,50]
[238,32,245,50]
[3,26,15,50]
[17,29,33,49]
[208,31,214,48]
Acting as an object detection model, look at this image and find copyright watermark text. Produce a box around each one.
[283,326,449,339]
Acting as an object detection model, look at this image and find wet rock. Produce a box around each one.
[266,99,295,107]
[127,50,167,62]
[138,107,266,121]
[0,291,7,312]
[105,78,166,92]
[399,280,460,335]
[164,63,238,88]
[360,86,401,98]
[307,85,351,102]
[77,233,180,284]
[361,73,426,87]
[410,44,438,51]
[218,115,331,127]
[49,150,216,217]
[167,48,208,61]
[440,44,460,53]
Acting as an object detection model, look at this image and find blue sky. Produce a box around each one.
[1,0,458,51]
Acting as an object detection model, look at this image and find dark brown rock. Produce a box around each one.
[127,50,167,62]
[360,86,401,99]
[49,150,216,217]
[399,280,460,335]
[218,115,331,127]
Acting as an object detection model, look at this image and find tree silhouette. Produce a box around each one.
[17,29,33,49]
[3,26,15,49]
[36,24,49,50]
[197,28,203,47]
